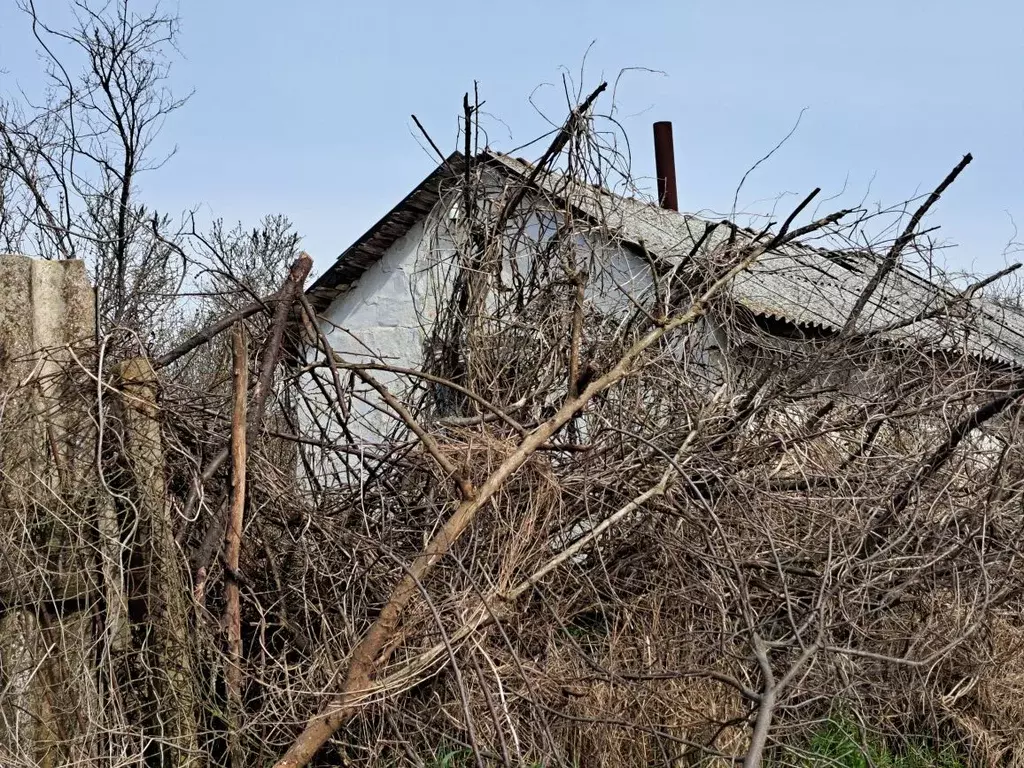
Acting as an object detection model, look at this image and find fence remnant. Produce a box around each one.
[0,255,95,766]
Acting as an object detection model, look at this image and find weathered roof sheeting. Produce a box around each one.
[311,150,1024,367]
[486,152,1024,367]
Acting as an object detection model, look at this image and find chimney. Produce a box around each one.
[653,121,678,211]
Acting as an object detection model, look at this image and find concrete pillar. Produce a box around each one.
[0,255,97,766]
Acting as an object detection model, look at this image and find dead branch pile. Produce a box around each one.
[2,84,1024,768]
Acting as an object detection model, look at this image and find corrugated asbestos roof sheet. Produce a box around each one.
[310,150,1024,367]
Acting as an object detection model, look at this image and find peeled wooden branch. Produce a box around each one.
[223,325,248,748]
[251,252,314,432]
[186,252,313,576]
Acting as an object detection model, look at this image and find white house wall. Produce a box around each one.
[303,200,728,484]
[320,218,432,374]
[302,219,445,480]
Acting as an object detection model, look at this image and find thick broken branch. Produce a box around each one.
[842,154,973,334]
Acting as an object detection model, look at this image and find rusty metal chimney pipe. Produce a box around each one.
[653,121,678,211]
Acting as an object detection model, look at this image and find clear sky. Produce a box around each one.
[2,1,1023,279]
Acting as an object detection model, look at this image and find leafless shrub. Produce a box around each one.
[2,34,1023,768]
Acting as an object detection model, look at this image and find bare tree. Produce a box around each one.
[1,2,304,358]
[0,1,188,333]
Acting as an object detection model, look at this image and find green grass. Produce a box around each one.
[420,717,966,768]
[780,716,967,768]
[423,747,473,768]
[422,747,554,768]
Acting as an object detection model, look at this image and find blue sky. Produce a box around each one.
[2,1,1023,278]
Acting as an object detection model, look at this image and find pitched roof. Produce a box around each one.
[308,151,1024,367]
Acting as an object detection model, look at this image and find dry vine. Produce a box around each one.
[2,73,1024,768]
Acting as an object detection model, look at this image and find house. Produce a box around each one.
[299,123,1024,479]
